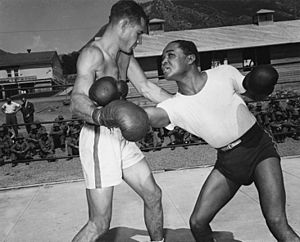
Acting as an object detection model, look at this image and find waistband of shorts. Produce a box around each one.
[218,122,260,152]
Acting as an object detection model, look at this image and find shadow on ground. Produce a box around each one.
[97,227,243,242]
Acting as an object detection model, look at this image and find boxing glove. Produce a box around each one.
[89,76,120,106]
[243,65,279,101]
[92,100,149,141]
[116,80,129,100]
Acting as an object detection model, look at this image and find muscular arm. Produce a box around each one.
[70,47,103,123]
[127,57,172,104]
[144,107,170,128]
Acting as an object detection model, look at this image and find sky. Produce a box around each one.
[0,0,149,55]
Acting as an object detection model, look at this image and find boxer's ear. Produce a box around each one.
[187,54,196,65]
[119,18,130,32]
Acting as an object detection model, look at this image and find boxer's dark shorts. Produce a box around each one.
[214,123,280,186]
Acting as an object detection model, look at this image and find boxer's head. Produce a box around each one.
[109,0,148,54]
[109,0,148,26]
[161,40,199,80]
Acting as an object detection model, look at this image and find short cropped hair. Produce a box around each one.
[109,0,148,26]
[169,40,199,66]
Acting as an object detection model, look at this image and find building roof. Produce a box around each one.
[149,18,165,23]
[134,19,300,58]
[0,51,58,68]
[256,9,275,14]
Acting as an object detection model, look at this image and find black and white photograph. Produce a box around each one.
[0,0,300,241]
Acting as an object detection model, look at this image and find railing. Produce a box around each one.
[0,76,37,84]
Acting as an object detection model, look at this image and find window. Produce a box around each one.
[211,51,227,68]
[7,69,12,78]
[242,48,256,71]
[14,69,19,77]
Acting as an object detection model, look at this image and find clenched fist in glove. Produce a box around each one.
[116,80,129,100]
[89,76,120,106]
[91,100,149,142]
[243,64,279,101]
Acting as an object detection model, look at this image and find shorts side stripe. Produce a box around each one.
[93,126,102,188]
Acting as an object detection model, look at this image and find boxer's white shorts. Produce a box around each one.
[79,124,144,189]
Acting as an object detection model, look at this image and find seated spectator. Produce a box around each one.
[10,134,32,166]
[56,115,68,151]
[152,127,163,151]
[39,130,56,162]
[139,126,155,152]
[50,122,64,150]
[286,110,300,140]
[270,111,286,143]
[67,120,82,137]
[0,126,6,166]
[267,99,287,120]
[167,127,186,150]
[66,129,79,160]
[0,125,13,159]
[26,124,40,156]
[73,120,83,132]
[253,102,269,128]
[166,127,177,150]
[285,99,297,119]
[35,120,47,139]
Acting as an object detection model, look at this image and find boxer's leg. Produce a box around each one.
[72,187,114,242]
[189,168,240,242]
[123,158,164,242]
[253,157,300,241]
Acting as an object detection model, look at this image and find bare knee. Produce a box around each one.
[189,213,212,240]
[190,213,202,230]
[189,211,211,230]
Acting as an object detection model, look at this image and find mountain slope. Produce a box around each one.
[142,0,300,31]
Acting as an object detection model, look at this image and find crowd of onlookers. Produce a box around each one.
[0,115,83,167]
[1,90,299,167]
[247,90,300,143]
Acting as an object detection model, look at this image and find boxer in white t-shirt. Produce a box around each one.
[145,40,300,242]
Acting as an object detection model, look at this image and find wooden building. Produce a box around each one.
[0,51,64,99]
[131,10,300,101]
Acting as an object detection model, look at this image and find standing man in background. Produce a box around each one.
[1,97,21,137]
[20,95,35,133]
[71,1,171,242]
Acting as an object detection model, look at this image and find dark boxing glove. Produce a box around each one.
[92,100,149,142]
[116,80,129,100]
[243,65,279,101]
[89,76,120,106]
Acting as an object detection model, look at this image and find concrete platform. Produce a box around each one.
[1,156,300,242]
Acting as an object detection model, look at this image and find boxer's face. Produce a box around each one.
[121,18,146,54]
[161,43,188,80]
